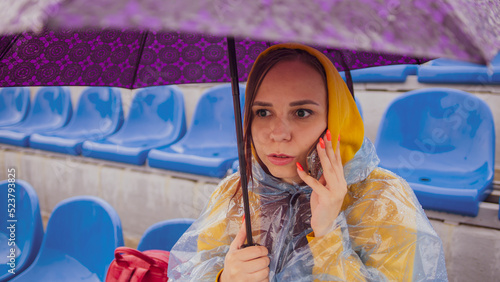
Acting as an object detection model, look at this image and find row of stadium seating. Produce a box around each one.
[0,85,496,217]
[0,179,194,282]
[338,54,500,84]
[0,84,244,178]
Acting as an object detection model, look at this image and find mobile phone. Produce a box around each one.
[306,131,326,180]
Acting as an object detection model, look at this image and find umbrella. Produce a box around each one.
[2,0,499,246]
[0,29,427,88]
[2,0,499,64]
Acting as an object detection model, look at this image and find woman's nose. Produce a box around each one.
[269,118,291,142]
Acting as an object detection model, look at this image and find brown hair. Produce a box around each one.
[237,47,327,193]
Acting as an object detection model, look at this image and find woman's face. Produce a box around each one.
[251,59,328,184]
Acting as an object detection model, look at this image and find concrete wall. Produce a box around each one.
[430,220,500,282]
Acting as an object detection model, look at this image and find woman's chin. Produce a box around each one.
[268,168,301,184]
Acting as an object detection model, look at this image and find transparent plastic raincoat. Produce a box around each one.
[168,44,448,281]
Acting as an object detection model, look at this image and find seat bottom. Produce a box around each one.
[148,148,237,178]
[29,134,84,155]
[11,249,102,282]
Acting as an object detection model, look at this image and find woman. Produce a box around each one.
[168,43,447,281]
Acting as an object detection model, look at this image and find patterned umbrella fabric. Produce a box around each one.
[0,29,426,89]
[1,0,499,64]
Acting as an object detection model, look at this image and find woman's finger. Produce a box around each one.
[318,174,326,186]
[334,136,344,174]
[316,137,339,186]
[297,162,330,198]
[325,131,343,181]
[229,217,247,251]
[236,246,269,261]
[324,129,337,166]
[249,266,270,281]
[243,255,270,273]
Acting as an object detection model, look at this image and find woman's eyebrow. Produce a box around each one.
[289,100,320,106]
[253,101,273,107]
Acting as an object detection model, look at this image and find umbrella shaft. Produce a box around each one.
[227,37,253,246]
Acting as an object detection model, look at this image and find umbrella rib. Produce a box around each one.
[0,34,20,61]
[130,32,149,89]
[329,48,355,98]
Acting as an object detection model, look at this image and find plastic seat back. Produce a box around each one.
[375,88,495,216]
[147,84,245,177]
[418,55,500,85]
[0,87,30,126]
[426,58,482,67]
[232,159,240,173]
[0,180,43,281]
[17,196,124,281]
[491,53,500,83]
[491,53,500,66]
[342,64,418,83]
[64,87,123,138]
[355,98,363,119]
[137,218,195,252]
[180,84,244,149]
[376,88,495,184]
[4,87,72,133]
[106,85,186,146]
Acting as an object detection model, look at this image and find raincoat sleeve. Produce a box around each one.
[167,174,242,281]
[304,168,447,281]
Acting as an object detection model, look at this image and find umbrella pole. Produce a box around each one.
[330,49,355,98]
[226,37,254,246]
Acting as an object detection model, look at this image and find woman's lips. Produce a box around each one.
[267,154,295,166]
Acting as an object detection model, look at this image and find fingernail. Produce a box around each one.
[338,134,341,141]
[319,138,325,149]
[296,162,304,171]
[326,129,331,141]
[242,215,245,223]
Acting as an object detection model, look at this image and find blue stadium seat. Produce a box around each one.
[375,88,495,216]
[417,53,500,84]
[0,87,30,127]
[0,180,44,281]
[492,54,500,84]
[11,196,124,282]
[29,87,123,155]
[355,98,363,119]
[81,86,186,165]
[148,84,245,178]
[231,159,240,174]
[339,65,418,83]
[137,218,195,252]
[0,87,73,147]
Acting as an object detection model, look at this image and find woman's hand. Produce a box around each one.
[220,219,270,282]
[297,129,347,238]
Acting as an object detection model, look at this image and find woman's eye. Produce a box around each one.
[255,109,270,117]
[296,109,311,118]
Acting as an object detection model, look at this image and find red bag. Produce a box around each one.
[106,247,170,282]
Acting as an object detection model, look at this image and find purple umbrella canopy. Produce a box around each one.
[1,0,499,64]
[0,29,427,89]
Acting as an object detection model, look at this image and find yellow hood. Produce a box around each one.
[248,43,364,165]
